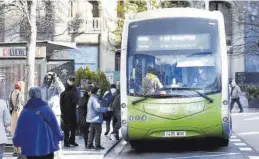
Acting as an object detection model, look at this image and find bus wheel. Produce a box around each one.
[218,138,229,147]
[129,141,141,151]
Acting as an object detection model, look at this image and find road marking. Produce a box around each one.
[231,135,237,138]
[238,132,259,136]
[230,139,241,142]
[239,147,253,151]
[249,156,259,159]
[234,143,247,146]
[232,112,259,116]
[245,117,259,121]
[165,153,242,159]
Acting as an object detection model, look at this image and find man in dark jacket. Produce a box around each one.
[60,75,79,147]
[78,84,93,148]
[110,91,121,141]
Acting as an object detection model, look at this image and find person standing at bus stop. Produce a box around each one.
[230,80,244,113]
[41,72,65,159]
[9,82,24,157]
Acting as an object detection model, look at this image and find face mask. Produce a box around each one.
[97,89,101,96]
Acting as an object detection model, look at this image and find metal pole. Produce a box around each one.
[26,0,37,93]
[205,0,210,11]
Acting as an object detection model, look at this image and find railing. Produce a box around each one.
[69,17,105,34]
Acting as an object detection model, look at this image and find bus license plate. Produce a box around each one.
[163,131,186,137]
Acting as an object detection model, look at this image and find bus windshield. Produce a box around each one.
[127,18,221,97]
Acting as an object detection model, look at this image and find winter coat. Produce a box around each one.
[10,89,23,135]
[102,88,117,121]
[231,85,241,99]
[112,94,121,118]
[0,99,11,144]
[78,92,90,126]
[86,94,108,124]
[60,84,78,124]
[13,98,63,156]
[41,77,65,116]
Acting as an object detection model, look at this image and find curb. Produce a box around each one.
[103,138,122,157]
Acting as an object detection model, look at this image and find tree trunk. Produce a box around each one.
[26,0,37,95]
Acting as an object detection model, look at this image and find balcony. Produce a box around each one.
[69,17,105,34]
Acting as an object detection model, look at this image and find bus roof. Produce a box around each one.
[128,8,223,22]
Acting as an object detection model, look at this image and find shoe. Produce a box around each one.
[116,134,120,140]
[13,152,18,157]
[70,142,79,146]
[86,145,95,149]
[104,131,109,136]
[95,146,105,150]
[239,110,244,113]
[64,144,70,147]
[110,134,117,141]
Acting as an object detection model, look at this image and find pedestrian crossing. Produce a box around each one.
[230,135,259,159]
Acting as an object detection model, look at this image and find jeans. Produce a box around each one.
[87,123,102,147]
[0,144,4,159]
[230,98,243,112]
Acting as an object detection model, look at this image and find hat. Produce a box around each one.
[14,82,21,90]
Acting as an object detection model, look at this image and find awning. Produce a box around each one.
[0,41,76,49]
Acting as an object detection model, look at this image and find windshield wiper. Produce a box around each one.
[132,94,187,105]
[160,87,213,103]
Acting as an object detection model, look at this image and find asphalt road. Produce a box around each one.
[105,110,259,159]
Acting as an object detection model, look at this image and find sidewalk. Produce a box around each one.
[3,123,120,159]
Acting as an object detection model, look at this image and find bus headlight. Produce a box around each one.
[186,102,204,113]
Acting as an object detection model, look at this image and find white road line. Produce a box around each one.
[165,153,242,159]
[234,143,247,146]
[245,117,259,121]
[249,156,259,159]
[239,147,253,151]
[231,136,237,138]
[232,112,259,116]
[230,139,242,142]
[238,132,259,136]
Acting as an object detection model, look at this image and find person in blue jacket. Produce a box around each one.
[86,86,112,150]
[13,87,63,159]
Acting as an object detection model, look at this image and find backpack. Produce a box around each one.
[101,90,115,120]
[101,90,113,108]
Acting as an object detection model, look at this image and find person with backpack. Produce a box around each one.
[101,84,117,136]
[9,82,24,157]
[13,87,63,159]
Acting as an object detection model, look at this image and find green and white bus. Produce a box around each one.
[120,8,231,148]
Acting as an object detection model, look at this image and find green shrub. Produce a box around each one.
[246,85,259,100]
[75,66,110,96]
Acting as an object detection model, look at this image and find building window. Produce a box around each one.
[115,51,120,71]
[89,1,99,17]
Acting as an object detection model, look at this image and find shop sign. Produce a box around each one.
[0,47,46,58]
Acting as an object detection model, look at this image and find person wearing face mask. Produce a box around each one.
[60,75,79,147]
[230,80,243,113]
[41,72,65,159]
